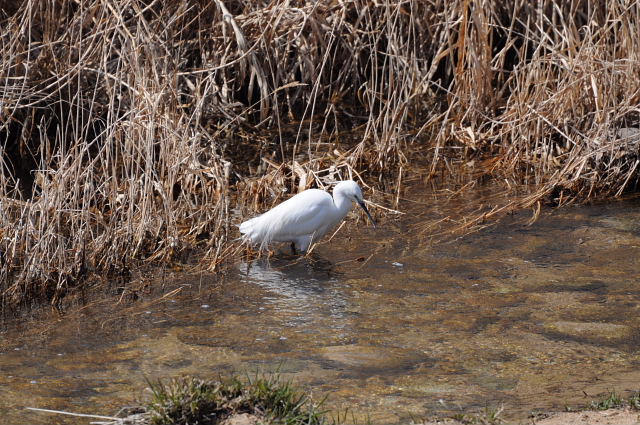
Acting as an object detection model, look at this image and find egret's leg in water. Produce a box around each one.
[295,235,312,254]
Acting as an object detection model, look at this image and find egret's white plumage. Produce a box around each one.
[239,180,375,253]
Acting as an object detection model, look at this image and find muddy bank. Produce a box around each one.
[423,408,640,425]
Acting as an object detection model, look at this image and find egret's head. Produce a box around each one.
[334,180,376,227]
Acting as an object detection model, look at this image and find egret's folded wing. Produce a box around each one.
[261,190,333,242]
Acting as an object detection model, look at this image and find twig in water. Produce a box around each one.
[26,407,120,420]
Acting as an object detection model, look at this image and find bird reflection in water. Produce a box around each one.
[237,255,352,329]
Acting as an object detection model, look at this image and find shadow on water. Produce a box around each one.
[2,190,640,424]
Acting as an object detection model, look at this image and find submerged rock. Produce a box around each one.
[318,344,430,373]
[545,321,635,345]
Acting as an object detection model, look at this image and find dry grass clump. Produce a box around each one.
[437,0,640,203]
[0,0,234,307]
[1,0,640,307]
[0,0,431,307]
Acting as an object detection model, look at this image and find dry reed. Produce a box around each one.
[1,0,639,307]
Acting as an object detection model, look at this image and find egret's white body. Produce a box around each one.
[239,180,375,253]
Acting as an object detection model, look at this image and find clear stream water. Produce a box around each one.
[1,187,640,424]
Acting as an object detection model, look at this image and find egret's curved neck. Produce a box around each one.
[332,191,353,219]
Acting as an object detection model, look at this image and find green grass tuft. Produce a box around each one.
[589,390,640,411]
[590,391,624,411]
[629,392,640,410]
[147,375,327,425]
[450,406,504,425]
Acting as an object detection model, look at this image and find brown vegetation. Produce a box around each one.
[1,0,639,308]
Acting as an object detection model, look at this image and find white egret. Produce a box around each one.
[239,180,376,254]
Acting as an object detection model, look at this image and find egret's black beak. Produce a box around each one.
[357,200,376,228]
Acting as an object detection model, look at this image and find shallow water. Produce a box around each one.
[2,190,640,424]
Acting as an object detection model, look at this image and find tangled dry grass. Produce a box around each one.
[1,0,639,308]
